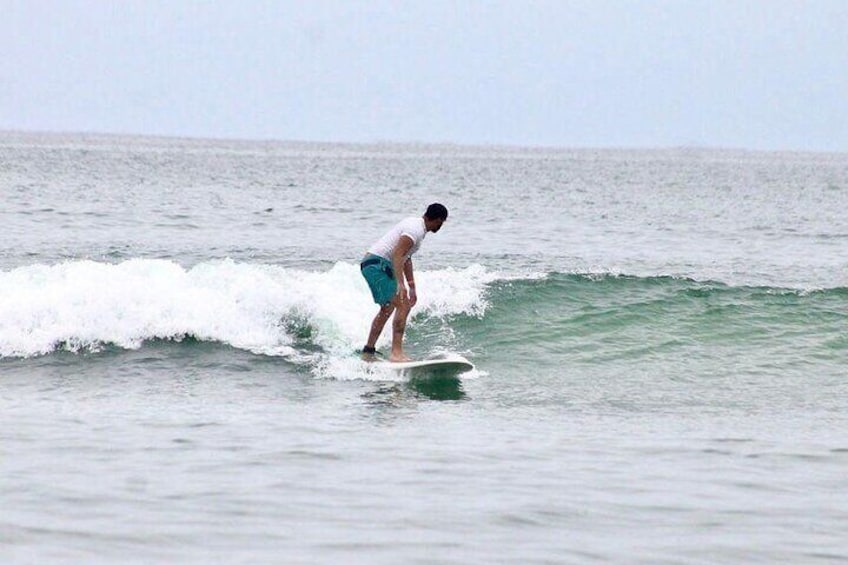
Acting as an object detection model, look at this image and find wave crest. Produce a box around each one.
[0,259,496,359]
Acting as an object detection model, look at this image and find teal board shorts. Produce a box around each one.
[360,254,397,306]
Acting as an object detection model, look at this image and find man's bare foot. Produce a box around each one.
[389,353,412,363]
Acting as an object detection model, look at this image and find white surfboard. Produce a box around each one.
[372,353,474,373]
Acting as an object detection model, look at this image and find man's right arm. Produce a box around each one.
[392,236,414,297]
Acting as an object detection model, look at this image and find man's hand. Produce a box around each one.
[396,282,417,307]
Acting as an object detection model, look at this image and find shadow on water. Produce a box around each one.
[362,369,467,405]
[405,367,466,401]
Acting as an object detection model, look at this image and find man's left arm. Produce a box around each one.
[403,259,417,306]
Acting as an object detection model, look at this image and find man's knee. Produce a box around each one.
[394,301,410,317]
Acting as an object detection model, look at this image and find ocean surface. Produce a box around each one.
[1,131,847,563]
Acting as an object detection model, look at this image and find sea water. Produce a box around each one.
[1,132,847,563]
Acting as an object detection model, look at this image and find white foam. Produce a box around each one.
[0,259,497,367]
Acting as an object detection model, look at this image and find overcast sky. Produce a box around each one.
[2,1,846,150]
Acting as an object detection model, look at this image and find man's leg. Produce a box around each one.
[390,293,412,362]
[363,302,395,358]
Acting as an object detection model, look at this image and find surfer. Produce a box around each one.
[360,203,449,362]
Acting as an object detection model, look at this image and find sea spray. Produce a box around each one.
[0,259,498,359]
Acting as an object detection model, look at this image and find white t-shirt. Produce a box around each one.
[367,217,427,262]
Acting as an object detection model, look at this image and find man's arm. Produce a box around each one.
[392,236,415,299]
[403,257,417,306]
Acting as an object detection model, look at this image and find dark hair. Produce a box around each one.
[425,202,448,220]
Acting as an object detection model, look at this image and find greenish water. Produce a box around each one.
[465,274,846,376]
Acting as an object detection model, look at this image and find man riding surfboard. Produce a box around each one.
[360,203,449,362]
